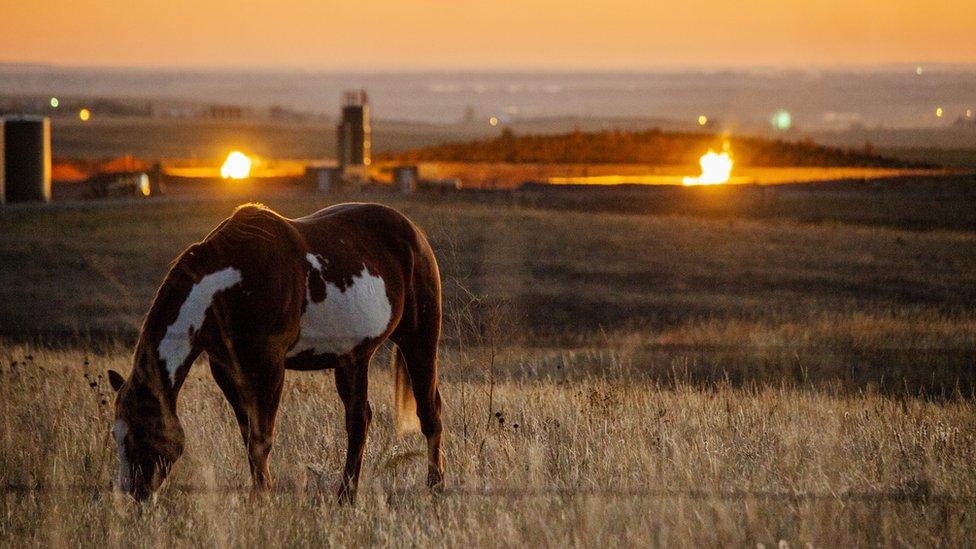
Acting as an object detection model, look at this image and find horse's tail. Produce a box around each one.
[392,344,421,434]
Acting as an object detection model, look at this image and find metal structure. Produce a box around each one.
[393,165,418,195]
[336,90,370,179]
[3,115,51,203]
[84,172,152,199]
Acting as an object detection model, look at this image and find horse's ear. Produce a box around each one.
[108,370,125,392]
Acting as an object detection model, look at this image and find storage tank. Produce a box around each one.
[3,115,52,203]
[306,165,343,194]
[0,118,5,204]
[393,165,418,195]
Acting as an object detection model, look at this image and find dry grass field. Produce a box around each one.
[2,191,975,546]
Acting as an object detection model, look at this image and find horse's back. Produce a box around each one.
[282,203,439,367]
[293,203,423,247]
[292,202,437,281]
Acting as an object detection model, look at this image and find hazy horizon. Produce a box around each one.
[4,65,974,132]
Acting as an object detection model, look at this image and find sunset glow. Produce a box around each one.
[1,1,973,69]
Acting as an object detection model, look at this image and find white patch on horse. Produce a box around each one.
[158,266,242,384]
[287,255,392,358]
[113,418,131,493]
[305,252,325,270]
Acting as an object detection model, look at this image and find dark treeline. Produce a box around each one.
[382,128,928,168]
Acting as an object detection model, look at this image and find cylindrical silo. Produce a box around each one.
[393,165,418,195]
[0,118,5,204]
[3,115,52,203]
[305,166,343,194]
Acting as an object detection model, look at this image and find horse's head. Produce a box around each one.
[108,369,185,501]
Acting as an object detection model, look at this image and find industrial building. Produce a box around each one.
[336,89,370,180]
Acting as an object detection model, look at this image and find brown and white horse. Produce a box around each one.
[107,202,444,502]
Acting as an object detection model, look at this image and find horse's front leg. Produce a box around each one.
[334,355,373,504]
[210,356,285,493]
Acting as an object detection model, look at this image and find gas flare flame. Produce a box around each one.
[220,151,252,179]
[683,144,733,186]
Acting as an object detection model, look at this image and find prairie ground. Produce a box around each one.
[1,190,975,546]
[2,345,974,547]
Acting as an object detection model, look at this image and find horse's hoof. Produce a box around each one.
[427,472,445,493]
[336,487,357,505]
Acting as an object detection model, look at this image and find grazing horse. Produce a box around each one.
[107,202,444,502]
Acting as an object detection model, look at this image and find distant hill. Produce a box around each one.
[381,128,929,168]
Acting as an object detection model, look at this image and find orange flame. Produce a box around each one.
[683,143,733,186]
[220,151,252,179]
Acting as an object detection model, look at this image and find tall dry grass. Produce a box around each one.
[1,344,974,547]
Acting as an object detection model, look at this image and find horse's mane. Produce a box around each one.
[202,203,280,247]
[152,204,301,303]
[167,203,297,271]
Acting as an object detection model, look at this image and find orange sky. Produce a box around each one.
[1,0,974,69]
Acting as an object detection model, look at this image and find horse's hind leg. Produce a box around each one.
[209,356,284,493]
[334,354,373,504]
[396,334,445,490]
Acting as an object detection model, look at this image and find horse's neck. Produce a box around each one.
[141,259,240,392]
[125,339,181,423]
[139,276,204,394]
[134,329,200,398]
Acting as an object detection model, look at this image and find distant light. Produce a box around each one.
[50,97,59,108]
[697,115,708,126]
[220,151,252,179]
[79,108,91,122]
[138,174,151,196]
[771,109,792,131]
[489,116,499,127]
[915,66,923,76]
[967,109,973,119]
[935,107,944,118]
